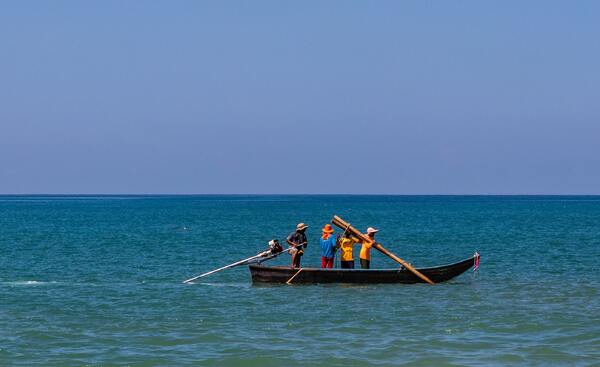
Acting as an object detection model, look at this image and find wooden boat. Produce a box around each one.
[249,254,479,284]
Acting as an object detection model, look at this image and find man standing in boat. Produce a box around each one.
[359,227,378,269]
[339,231,360,269]
[287,223,308,268]
[319,224,338,269]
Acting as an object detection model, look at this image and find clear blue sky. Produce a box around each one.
[1,1,599,194]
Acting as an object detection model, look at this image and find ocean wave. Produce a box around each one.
[1,280,57,286]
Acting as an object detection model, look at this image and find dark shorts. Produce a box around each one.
[340,260,355,269]
[360,258,370,269]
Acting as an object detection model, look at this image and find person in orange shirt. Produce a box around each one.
[359,227,379,269]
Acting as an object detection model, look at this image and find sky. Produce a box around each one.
[1,1,599,194]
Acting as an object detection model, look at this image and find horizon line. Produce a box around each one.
[1,193,600,196]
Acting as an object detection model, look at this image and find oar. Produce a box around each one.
[286,268,303,285]
[331,215,435,285]
[182,247,293,283]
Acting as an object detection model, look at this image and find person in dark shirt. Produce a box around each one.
[286,223,308,268]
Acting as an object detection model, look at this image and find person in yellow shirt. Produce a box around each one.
[359,227,379,269]
[339,232,360,269]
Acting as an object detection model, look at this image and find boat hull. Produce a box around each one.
[249,255,478,284]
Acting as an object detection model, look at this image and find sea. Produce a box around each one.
[1,195,599,366]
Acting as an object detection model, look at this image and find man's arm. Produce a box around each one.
[286,234,306,248]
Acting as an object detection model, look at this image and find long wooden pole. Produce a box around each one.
[286,268,303,285]
[331,215,435,285]
[183,247,293,283]
[182,253,265,283]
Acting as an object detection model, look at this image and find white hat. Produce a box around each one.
[366,227,379,234]
[296,223,309,231]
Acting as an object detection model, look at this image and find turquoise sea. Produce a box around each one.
[1,195,599,366]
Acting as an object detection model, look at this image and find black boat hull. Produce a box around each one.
[249,255,478,284]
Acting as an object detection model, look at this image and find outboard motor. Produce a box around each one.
[267,239,283,254]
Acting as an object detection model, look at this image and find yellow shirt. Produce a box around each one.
[339,236,360,261]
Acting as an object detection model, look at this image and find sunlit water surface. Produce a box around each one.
[1,195,599,366]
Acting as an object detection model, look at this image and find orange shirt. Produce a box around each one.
[359,239,373,260]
